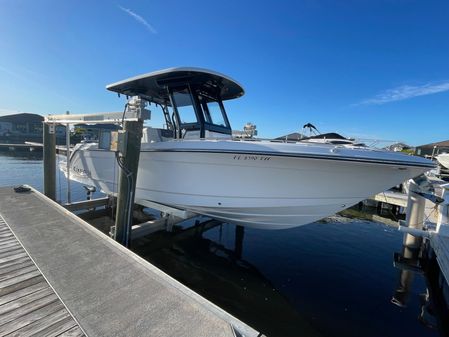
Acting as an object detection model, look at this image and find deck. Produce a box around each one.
[0,215,85,336]
[0,187,260,337]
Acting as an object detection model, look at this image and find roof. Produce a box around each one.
[0,113,43,123]
[417,139,449,148]
[106,67,245,105]
[275,132,304,141]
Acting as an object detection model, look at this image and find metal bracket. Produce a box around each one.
[135,199,196,219]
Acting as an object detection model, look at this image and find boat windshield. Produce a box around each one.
[172,89,197,124]
[170,86,232,138]
[199,95,228,128]
[206,101,225,126]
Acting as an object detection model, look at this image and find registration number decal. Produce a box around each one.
[233,155,271,161]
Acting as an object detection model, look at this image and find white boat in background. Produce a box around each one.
[299,132,366,146]
[436,153,449,169]
[63,67,435,230]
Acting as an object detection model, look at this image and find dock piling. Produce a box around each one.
[403,179,426,249]
[43,122,56,200]
[65,111,71,203]
[114,119,143,247]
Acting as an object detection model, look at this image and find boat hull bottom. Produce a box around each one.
[154,199,363,230]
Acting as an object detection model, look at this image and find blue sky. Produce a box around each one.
[0,0,448,146]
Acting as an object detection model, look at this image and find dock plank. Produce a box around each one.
[0,269,42,289]
[0,243,21,254]
[0,260,34,278]
[0,241,17,248]
[0,252,29,265]
[0,237,14,245]
[0,247,24,259]
[0,265,37,283]
[0,275,44,297]
[0,293,59,326]
[0,287,54,316]
[0,257,32,271]
[5,310,75,337]
[0,281,48,306]
[0,300,65,335]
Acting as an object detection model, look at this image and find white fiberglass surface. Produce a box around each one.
[143,139,433,167]
[66,143,430,229]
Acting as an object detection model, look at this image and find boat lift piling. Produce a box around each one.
[65,111,71,203]
[402,179,427,249]
[391,179,427,308]
[43,122,56,200]
[114,118,144,247]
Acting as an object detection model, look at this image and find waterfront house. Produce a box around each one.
[415,140,449,157]
[384,142,412,152]
[0,113,66,143]
[0,113,43,136]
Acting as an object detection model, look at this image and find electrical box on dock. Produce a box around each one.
[110,130,128,156]
[110,131,118,152]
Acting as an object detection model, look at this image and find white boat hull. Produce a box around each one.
[65,140,432,229]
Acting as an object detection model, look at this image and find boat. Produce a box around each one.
[64,67,435,230]
[436,153,449,169]
[300,132,366,146]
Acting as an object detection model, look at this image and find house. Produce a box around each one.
[275,132,305,141]
[384,142,412,152]
[0,113,66,143]
[0,121,12,136]
[415,140,449,157]
[0,113,44,136]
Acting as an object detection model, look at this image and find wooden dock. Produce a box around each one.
[0,143,43,152]
[0,143,69,155]
[0,215,85,336]
[0,187,261,337]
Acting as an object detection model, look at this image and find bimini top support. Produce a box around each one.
[106,67,245,105]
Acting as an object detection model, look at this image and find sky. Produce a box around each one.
[0,0,448,146]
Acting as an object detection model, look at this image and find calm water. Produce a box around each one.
[0,152,99,203]
[0,153,441,337]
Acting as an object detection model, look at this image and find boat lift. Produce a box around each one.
[43,97,195,247]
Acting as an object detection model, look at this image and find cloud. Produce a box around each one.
[359,81,449,105]
[118,5,157,34]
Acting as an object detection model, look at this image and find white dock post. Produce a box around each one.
[403,179,426,249]
[392,179,428,307]
[436,183,449,236]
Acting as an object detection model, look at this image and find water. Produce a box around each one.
[0,153,441,337]
[0,152,100,203]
